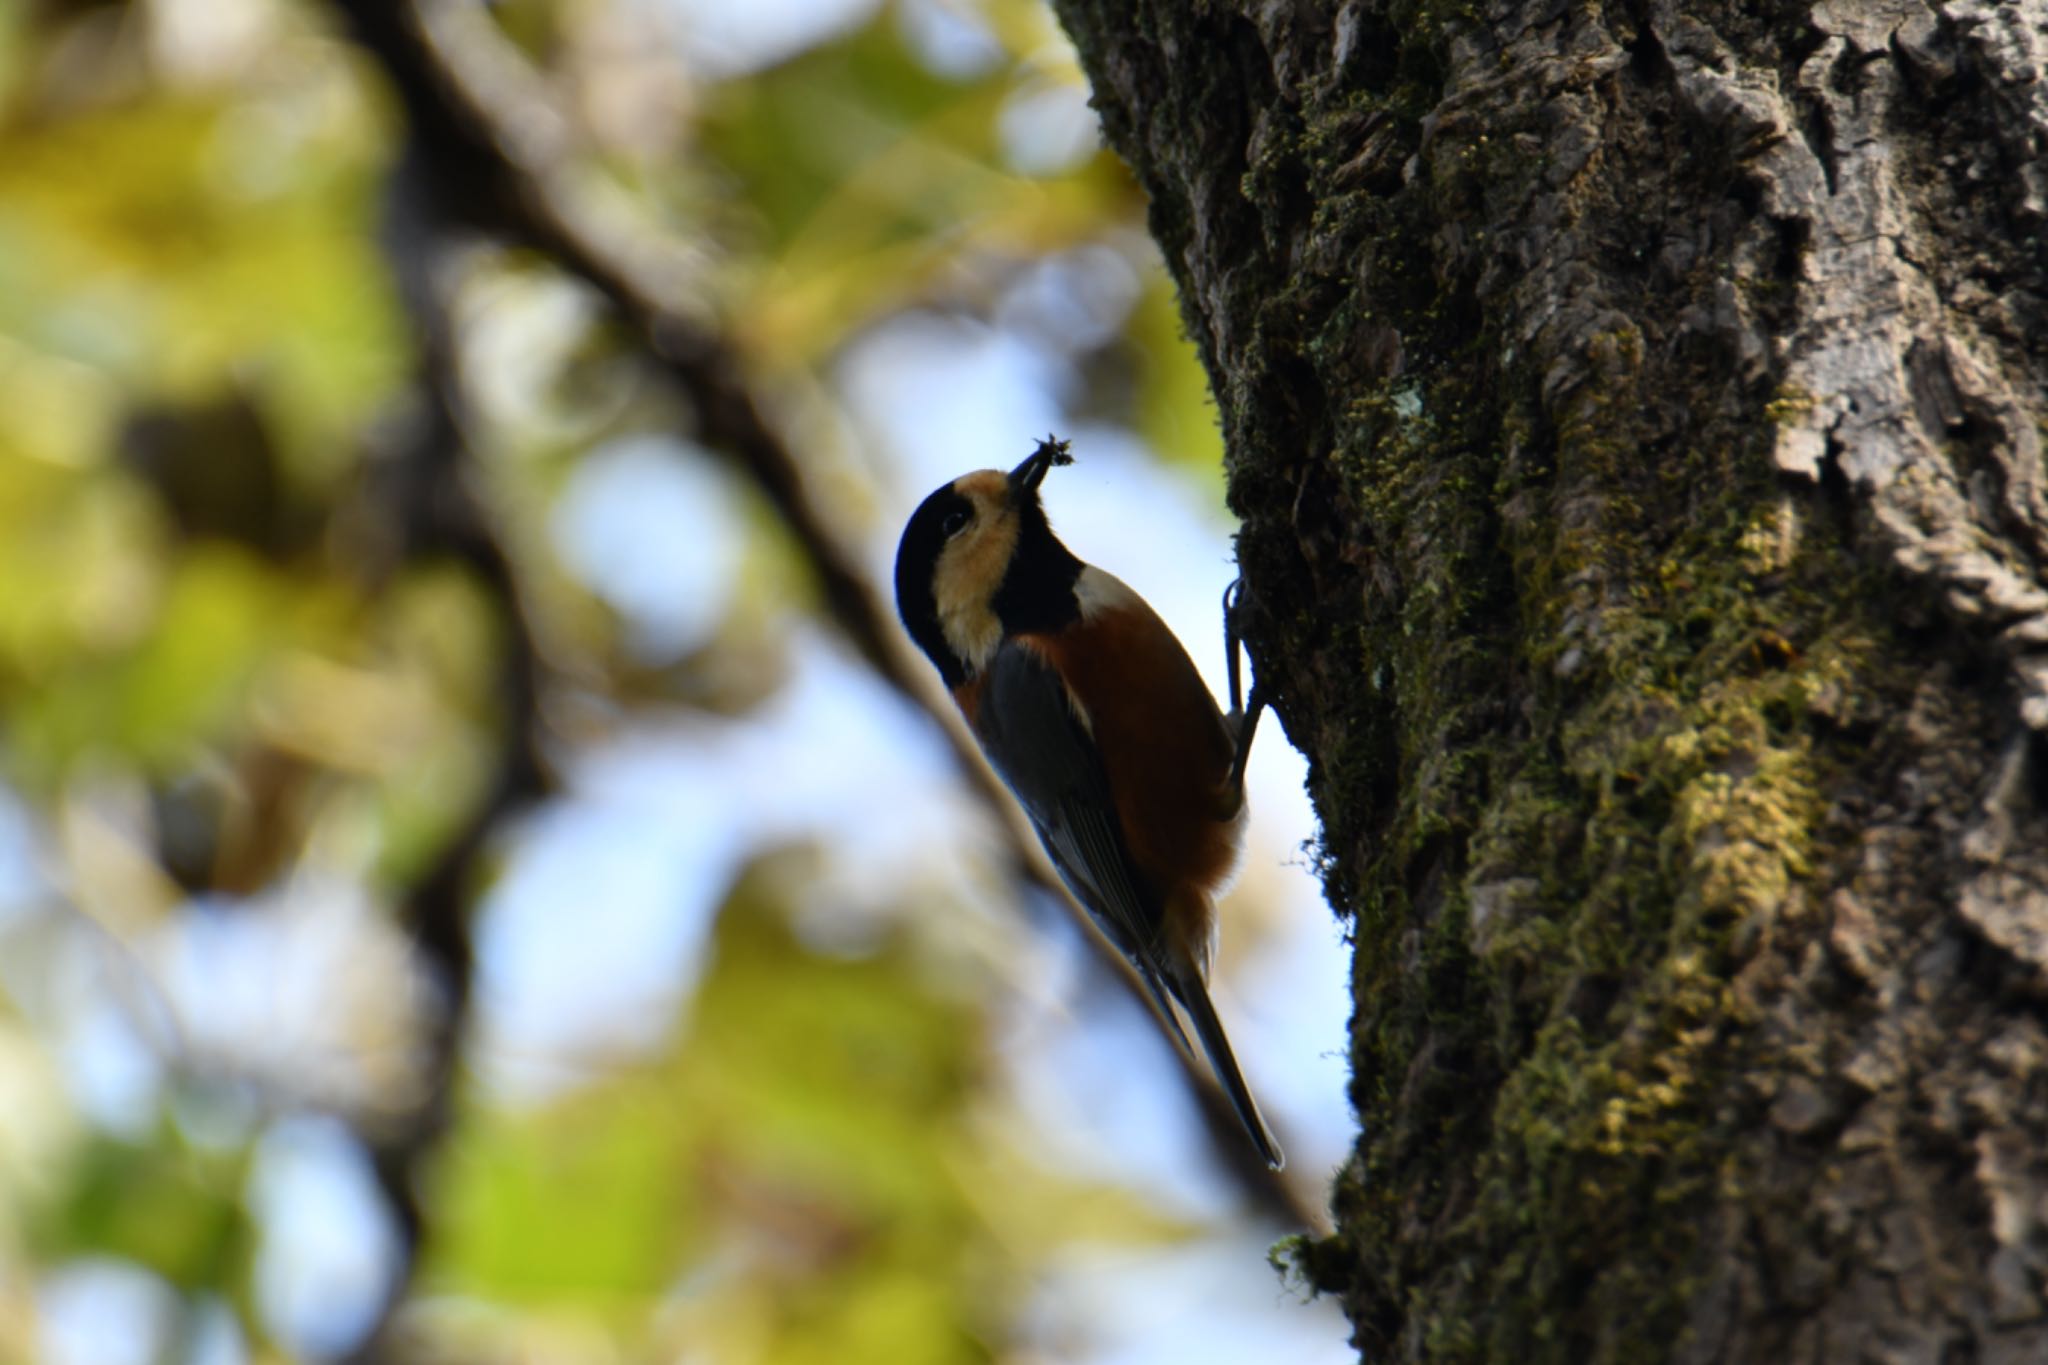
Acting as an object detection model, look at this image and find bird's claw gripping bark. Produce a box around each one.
[1223,577,1265,808]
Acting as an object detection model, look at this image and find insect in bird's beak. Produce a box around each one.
[1008,434,1073,500]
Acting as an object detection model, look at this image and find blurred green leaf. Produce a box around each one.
[428,1077,691,1309]
[0,77,405,484]
[699,13,1138,362]
[9,545,285,785]
[27,1130,250,1294]
[0,449,163,683]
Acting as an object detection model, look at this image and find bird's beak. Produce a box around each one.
[1009,435,1073,501]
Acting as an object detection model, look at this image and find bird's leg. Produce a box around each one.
[1227,688,1265,805]
[1224,578,1247,718]
[1222,578,1266,808]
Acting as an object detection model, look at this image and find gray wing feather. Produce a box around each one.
[978,641,1189,1050]
[981,640,1282,1167]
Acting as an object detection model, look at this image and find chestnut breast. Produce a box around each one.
[1021,570,1241,899]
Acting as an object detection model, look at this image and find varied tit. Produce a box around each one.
[894,436,1281,1169]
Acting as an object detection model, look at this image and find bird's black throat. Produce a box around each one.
[991,497,1083,638]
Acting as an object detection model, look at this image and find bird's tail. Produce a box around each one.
[1173,967,1284,1170]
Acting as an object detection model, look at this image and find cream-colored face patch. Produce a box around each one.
[932,471,1016,672]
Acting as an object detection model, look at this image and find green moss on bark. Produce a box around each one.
[1270,111,1900,1356]
[1306,353,1898,1360]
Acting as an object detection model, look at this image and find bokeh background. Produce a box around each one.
[0,0,1354,1360]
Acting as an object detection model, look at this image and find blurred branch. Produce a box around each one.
[340,144,553,1363]
[330,0,1315,1228]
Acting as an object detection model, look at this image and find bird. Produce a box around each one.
[894,434,1282,1169]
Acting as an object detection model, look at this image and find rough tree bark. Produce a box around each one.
[1050,0,2048,1360]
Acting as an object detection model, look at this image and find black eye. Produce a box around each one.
[941,508,972,537]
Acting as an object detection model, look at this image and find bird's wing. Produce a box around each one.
[977,638,1188,1047]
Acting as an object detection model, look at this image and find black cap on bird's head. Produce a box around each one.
[894,435,1084,688]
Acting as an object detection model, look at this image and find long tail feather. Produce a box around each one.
[1174,969,1284,1170]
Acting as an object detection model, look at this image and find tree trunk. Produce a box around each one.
[1049,0,2048,1359]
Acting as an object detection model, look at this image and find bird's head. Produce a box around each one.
[894,436,1080,686]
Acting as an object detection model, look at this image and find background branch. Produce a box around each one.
[341,142,553,1363]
